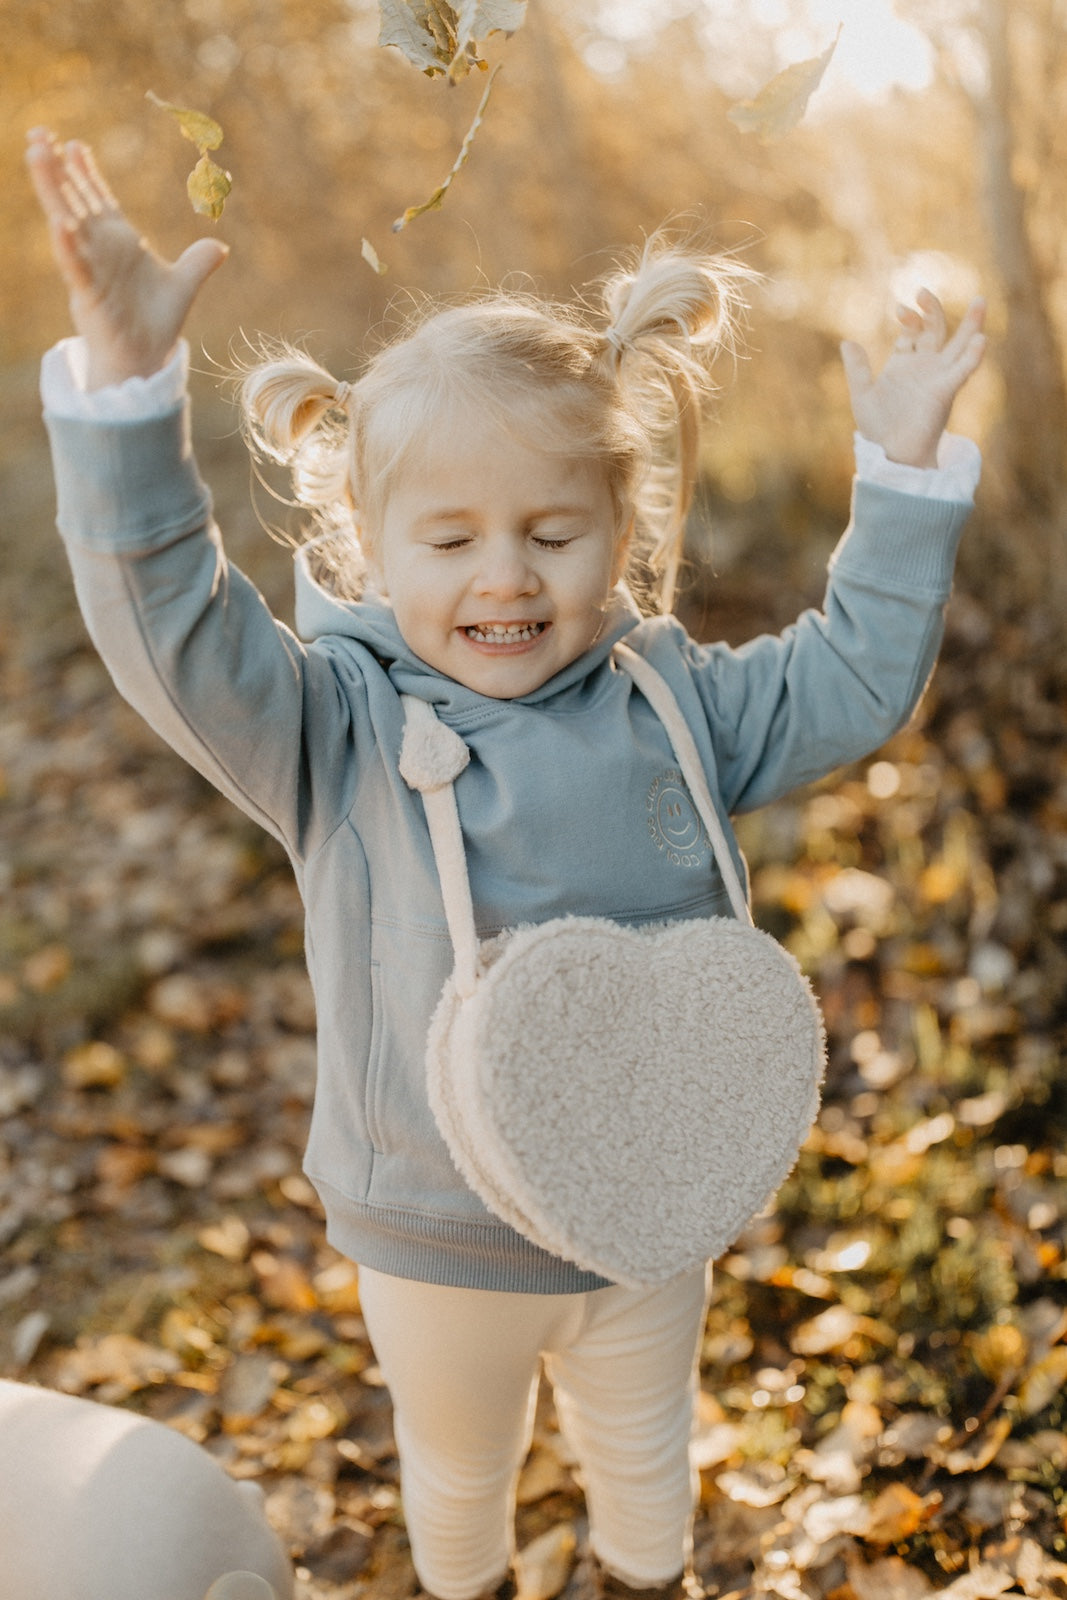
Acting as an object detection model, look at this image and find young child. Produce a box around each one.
[26,129,984,1600]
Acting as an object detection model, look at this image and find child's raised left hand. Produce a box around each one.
[841,289,986,468]
[26,127,228,391]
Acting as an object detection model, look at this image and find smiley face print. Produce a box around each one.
[646,770,711,869]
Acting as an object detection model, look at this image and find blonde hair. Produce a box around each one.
[239,233,753,613]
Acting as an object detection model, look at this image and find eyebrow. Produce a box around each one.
[412,504,592,529]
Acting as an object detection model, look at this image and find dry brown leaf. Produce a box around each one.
[65,1036,127,1090]
[252,1252,318,1312]
[1018,1344,1067,1416]
[95,1142,154,1190]
[50,1333,181,1398]
[728,26,841,143]
[219,1350,281,1431]
[936,1563,1015,1599]
[392,63,501,230]
[516,1443,575,1504]
[513,1523,577,1600]
[940,1415,1013,1474]
[717,1463,795,1507]
[879,1412,954,1461]
[863,1483,929,1545]
[198,1214,252,1261]
[846,1553,936,1600]
[971,1321,1029,1380]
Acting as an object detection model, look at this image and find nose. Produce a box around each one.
[471,536,540,600]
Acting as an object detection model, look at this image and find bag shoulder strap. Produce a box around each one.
[401,648,752,995]
[612,643,751,922]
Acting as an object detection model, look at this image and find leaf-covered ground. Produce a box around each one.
[2,399,1067,1598]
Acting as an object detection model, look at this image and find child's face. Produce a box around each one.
[371,408,626,699]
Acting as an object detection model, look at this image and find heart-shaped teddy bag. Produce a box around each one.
[399,644,826,1287]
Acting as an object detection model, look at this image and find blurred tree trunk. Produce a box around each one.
[971,0,1067,511]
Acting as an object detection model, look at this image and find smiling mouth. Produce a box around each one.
[463,622,548,644]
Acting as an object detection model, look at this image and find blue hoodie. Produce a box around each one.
[44,394,975,1292]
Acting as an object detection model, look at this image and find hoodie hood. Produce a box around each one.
[293,544,643,718]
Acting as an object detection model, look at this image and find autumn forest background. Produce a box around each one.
[2,3,1067,1597]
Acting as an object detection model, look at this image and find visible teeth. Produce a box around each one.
[465,622,545,642]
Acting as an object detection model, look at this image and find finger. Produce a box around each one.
[67,139,119,216]
[48,215,96,293]
[914,287,947,349]
[840,339,874,400]
[25,131,76,224]
[171,236,230,310]
[942,297,986,362]
[946,330,986,385]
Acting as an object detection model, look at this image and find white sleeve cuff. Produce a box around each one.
[854,432,981,503]
[40,338,189,420]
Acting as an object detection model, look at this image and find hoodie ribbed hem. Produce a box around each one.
[315,1180,613,1292]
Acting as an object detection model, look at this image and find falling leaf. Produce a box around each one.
[393,63,501,230]
[187,152,233,222]
[361,237,388,275]
[145,91,223,150]
[728,26,841,143]
[378,0,526,78]
[147,90,231,219]
[377,0,450,73]
[447,0,526,79]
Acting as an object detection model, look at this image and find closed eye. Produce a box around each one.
[531,535,575,550]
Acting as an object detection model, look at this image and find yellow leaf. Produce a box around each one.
[1018,1345,1067,1417]
[941,1415,1013,1474]
[728,26,841,144]
[970,1321,1028,1381]
[146,90,224,151]
[864,1483,929,1545]
[187,152,232,222]
[62,1040,126,1090]
[513,1523,577,1600]
[393,62,500,230]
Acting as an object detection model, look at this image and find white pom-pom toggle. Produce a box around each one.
[398,717,471,792]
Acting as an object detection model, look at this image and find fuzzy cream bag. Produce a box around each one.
[400,646,825,1287]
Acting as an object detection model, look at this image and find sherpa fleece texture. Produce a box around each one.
[44,375,976,1292]
[426,914,824,1286]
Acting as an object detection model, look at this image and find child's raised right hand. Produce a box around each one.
[26,128,228,390]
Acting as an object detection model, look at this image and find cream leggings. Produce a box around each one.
[357,1264,710,1600]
